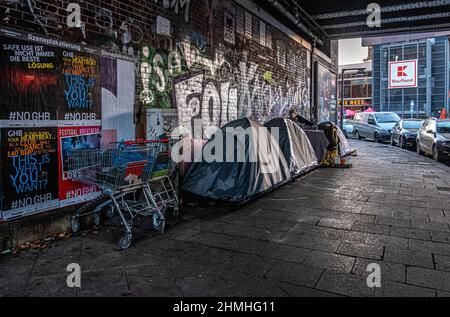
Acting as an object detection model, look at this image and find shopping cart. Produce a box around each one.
[67,139,179,249]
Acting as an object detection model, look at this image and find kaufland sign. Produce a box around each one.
[389,60,418,89]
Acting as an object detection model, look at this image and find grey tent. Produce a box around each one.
[265,118,319,177]
[303,130,329,162]
[181,118,291,204]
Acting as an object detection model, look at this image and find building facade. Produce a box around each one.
[338,60,373,114]
[364,33,450,118]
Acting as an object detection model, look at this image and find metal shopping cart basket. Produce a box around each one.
[67,139,179,249]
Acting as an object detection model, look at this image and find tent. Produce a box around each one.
[181,118,291,204]
[264,118,319,177]
[304,130,330,161]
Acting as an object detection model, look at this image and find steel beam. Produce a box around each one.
[311,0,450,20]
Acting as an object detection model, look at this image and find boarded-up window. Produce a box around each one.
[245,11,252,39]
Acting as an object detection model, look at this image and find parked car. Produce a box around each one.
[353,112,401,143]
[342,119,355,138]
[417,118,450,162]
[391,119,424,149]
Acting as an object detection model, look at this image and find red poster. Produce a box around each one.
[58,126,102,207]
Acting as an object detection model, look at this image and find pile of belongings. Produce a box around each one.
[318,121,357,158]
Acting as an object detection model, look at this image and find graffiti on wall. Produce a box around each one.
[2,2,144,56]
[154,0,192,23]
[141,35,311,139]
[94,7,144,56]
[177,41,310,125]
[120,17,144,56]
[2,0,59,35]
[178,41,232,80]
[3,2,145,55]
[140,46,183,108]
[174,73,238,138]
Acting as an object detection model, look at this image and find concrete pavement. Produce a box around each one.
[1,140,450,297]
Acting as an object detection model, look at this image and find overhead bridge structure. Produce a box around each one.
[261,0,450,42]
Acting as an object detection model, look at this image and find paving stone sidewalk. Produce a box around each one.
[1,140,450,297]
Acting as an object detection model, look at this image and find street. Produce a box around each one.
[1,140,450,297]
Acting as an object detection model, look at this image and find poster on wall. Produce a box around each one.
[58,126,102,207]
[101,57,136,146]
[0,28,138,222]
[59,50,101,126]
[147,109,165,141]
[0,37,60,127]
[0,127,59,221]
[316,63,337,123]
[162,108,179,137]
[147,108,179,141]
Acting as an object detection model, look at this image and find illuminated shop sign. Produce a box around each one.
[389,60,418,89]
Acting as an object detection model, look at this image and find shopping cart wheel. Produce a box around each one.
[93,213,102,226]
[71,218,80,234]
[158,220,166,234]
[173,206,180,218]
[119,234,132,250]
[106,206,115,219]
[152,212,166,234]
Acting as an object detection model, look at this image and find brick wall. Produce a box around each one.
[0,0,337,247]
[1,0,336,137]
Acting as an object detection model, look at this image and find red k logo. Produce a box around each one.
[397,66,408,77]
[390,60,417,88]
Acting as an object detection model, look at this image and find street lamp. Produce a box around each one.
[340,68,367,130]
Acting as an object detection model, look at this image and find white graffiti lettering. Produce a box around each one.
[175,74,238,139]
[143,38,310,140]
